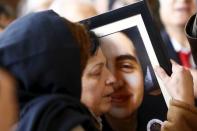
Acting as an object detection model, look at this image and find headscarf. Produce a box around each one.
[0,10,97,131]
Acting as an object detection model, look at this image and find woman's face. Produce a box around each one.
[81,48,116,116]
[159,0,196,27]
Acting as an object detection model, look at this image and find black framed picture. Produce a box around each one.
[81,0,171,107]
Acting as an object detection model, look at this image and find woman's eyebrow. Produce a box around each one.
[91,63,104,69]
[116,54,137,63]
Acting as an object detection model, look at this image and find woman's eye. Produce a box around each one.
[89,66,103,77]
[90,70,102,76]
[87,63,105,78]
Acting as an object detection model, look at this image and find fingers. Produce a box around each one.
[170,59,185,73]
[171,59,192,78]
[171,59,180,71]
[154,65,170,83]
[170,59,177,65]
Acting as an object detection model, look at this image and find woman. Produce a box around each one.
[81,47,116,130]
[0,10,98,131]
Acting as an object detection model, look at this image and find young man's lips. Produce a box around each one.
[111,94,132,103]
[175,6,190,12]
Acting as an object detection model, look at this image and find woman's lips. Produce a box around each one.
[104,96,112,102]
[103,92,113,102]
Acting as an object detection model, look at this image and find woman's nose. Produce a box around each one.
[105,67,116,85]
[105,73,116,85]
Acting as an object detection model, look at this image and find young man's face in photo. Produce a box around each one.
[101,32,144,119]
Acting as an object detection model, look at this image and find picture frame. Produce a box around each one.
[81,0,172,107]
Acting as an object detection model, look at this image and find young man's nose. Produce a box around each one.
[112,80,124,90]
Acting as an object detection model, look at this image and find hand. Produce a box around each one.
[0,68,18,131]
[155,60,194,106]
[189,68,197,98]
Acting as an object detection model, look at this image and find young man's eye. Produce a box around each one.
[118,63,135,73]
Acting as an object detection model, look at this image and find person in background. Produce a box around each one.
[0,4,16,128]
[158,0,196,68]
[0,3,15,32]
[49,0,97,22]
[93,0,140,14]
[157,0,197,102]
[17,0,53,17]
[0,69,18,131]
